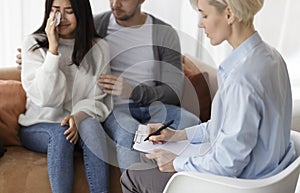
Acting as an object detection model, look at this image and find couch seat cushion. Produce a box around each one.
[0,146,88,193]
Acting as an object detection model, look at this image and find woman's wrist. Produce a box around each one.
[174,130,187,141]
[48,46,58,55]
[73,112,90,127]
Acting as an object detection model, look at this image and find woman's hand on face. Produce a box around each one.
[61,115,79,144]
[45,12,59,55]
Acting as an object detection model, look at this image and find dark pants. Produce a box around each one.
[121,155,175,193]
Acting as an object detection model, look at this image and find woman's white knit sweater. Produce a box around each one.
[19,34,112,126]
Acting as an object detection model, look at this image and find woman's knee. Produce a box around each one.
[49,124,74,150]
[49,124,69,139]
[78,118,106,140]
[79,117,101,128]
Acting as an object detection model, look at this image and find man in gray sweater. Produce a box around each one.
[96,0,200,171]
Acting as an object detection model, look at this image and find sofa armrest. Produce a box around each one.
[0,67,21,81]
[292,99,300,131]
[183,53,218,98]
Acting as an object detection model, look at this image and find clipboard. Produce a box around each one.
[131,125,211,156]
[131,125,150,154]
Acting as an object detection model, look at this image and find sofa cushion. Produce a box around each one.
[182,71,212,122]
[0,80,26,146]
[0,67,21,81]
[292,99,300,131]
[0,139,6,158]
[188,71,211,122]
[0,146,89,193]
[184,53,218,98]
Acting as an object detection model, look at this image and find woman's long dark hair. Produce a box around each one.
[31,0,101,67]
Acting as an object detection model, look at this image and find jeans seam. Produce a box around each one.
[83,143,94,193]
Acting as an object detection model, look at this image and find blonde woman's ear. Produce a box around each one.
[225,6,235,25]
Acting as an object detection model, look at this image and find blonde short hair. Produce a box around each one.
[189,0,264,26]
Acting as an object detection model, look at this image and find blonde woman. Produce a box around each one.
[120,0,295,192]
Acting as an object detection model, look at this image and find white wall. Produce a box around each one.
[256,0,300,100]
[0,0,43,66]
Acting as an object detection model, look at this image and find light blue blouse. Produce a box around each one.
[174,32,296,179]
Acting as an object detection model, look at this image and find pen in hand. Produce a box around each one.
[144,120,174,141]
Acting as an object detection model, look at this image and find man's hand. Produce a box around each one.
[98,74,133,99]
[16,48,22,69]
[61,115,79,144]
[147,123,187,144]
[146,149,177,172]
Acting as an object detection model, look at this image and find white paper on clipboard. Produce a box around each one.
[131,125,211,157]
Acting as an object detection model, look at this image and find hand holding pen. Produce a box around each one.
[144,120,174,142]
[145,120,188,143]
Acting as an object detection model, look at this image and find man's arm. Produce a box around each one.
[130,18,183,106]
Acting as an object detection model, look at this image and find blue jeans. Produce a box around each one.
[20,118,109,193]
[103,102,200,171]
